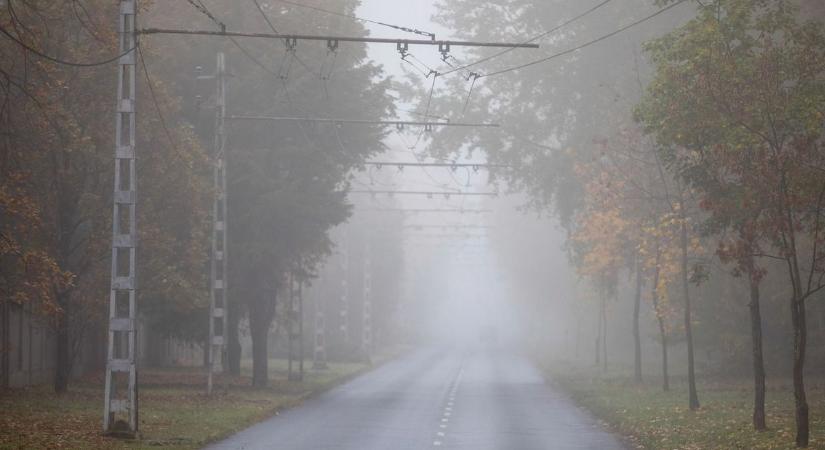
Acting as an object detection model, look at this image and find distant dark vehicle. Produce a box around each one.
[479,325,498,346]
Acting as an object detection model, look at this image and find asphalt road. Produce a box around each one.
[206,346,626,450]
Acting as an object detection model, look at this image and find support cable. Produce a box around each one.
[188,0,226,31]
[440,0,615,76]
[252,0,280,33]
[136,44,185,164]
[0,24,135,67]
[462,73,480,114]
[407,74,439,150]
[250,0,314,74]
[273,0,436,40]
[481,0,688,78]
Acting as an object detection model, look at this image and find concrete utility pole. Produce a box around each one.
[312,274,328,370]
[287,271,303,381]
[103,0,138,436]
[361,239,373,364]
[207,52,228,396]
[298,281,304,378]
[340,232,350,348]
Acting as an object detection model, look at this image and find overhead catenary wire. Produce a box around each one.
[407,74,439,150]
[440,0,616,76]
[272,0,436,40]
[481,0,688,78]
[137,44,185,164]
[185,0,311,80]
[250,0,314,75]
[0,24,135,67]
[252,0,280,33]
[187,0,226,30]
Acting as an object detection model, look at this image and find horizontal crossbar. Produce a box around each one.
[226,115,499,128]
[136,28,540,49]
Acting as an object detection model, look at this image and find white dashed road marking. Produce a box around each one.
[433,362,465,447]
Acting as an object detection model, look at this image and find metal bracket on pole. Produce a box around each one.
[438,42,451,59]
[104,0,138,437]
[207,52,228,396]
[396,42,409,57]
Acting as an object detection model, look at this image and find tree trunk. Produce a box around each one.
[249,309,269,388]
[779,175,809,447]
[594,304,602,367]
[54,294,71,394]
[248,292,275,389]
[747,264,767,431]
[203,336,210,368]
[575,315,580,358]
[680,215,700,410]
[602,293,608,373]
[227,301,241,376]
[1,302,9,389]
[633,259,643,383]
[791,295,809,447]
[652,249,669,392]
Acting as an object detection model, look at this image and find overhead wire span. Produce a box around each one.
[186,0,309,82]
[137,44,186,164]
[0,24,135,67]
[407,73,439,150]
[440,0,615,76]
[397,107,448,122]
[462,73,480,114]
[250,0,314,74]
[481,0,688,78]
[251,0,280,33]
[407,53,438,78]
[187,0,226,30]
[272,0,436,40]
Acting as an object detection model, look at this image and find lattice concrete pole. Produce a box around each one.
[103,0,138,436]
[298,280,305,378]
[287,271,296,380]
[340,232,350,347]
[312,272,328,369]
[207,52,228,395]
[361,239,373,363]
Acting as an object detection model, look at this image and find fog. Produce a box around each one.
[2,1,825,448]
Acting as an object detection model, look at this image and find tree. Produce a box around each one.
[1,1,211,392]
[637,0,825,444]
[141,0,394,387]
[430,0,690,227]
[572,126,702,390]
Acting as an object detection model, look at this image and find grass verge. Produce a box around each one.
[541,361,825,450]
[0,359,374,450]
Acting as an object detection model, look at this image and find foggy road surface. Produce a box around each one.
[205,347,626,450]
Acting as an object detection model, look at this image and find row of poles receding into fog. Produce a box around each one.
[102,0,538,436]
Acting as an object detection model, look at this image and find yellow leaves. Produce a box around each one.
[572,207,630,277]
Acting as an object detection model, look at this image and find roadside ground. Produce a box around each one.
[541,359,825,450]
[0,358,376,450]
